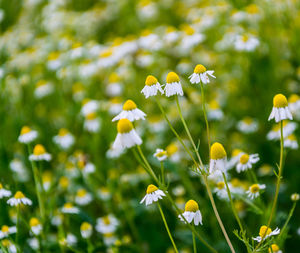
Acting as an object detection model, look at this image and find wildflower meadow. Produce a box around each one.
[1,0,300,252]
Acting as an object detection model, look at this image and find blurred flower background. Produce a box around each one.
[0,0,300,252]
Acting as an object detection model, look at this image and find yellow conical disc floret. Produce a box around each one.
[259,225,272,238]
[86,112,97,120]
[194,64,207,74]
[240,154,249,164]
[14,191,25,199]
[273,94,288,108]
[33,144,46,156]
[250,184,260,193]
[217,181,225,189]
[77,189,87,197]
[123,100,137,111]
[145,75,158,86]
[166,72,180,84]
[64,202,73,209]
[146,184,158,194]
[288,94,300,103]
[30,218,40,227]
[117,119,133,134]
[268,244,280,253]
[210,142,227,160]
[1,225,9,233]
[81,222,92,231]
[58,128,68,136]
[21,126,31,135]
[185,200,199,212]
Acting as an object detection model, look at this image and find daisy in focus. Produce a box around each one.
[112,119,142,150]
[164,72,183,97]
[153,148,168,161]
[141,75,164,98]
[53,128,74,150]
[7,191,32,206]
[236,153,259,173]
[210,142,227,173]
[0,183,12,198]
[268,94,293,122]
[253,225,280,242]
[29,144,52,161]
[80,222,93,239]
[189,64,215,84]
[112,99,146,122]
[18,126,38,144]
[140,184,166,206]
[178,200,202,226]
[0,225,17,239]
[246,184,266,199]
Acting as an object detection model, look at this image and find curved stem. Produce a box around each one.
[278,202,297,241]
[192,229,197,253]
[157,203,179,253]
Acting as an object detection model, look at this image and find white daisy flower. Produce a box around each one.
[213,181,228,200]
[112,100,146,122]
[140,184,166,206]
[237,117,259,134]
[0,225,17,239]
[84,112,101,133]
[189,64,216,84]
[47,52,61,71]
[253,225,280,242]
[34,80,53,98]
[236,153,259,173]
[226,149,244,170]
[103,233,117,246]
[153,149,168,162]
[7,191,32,206]
[96,215,119,234]
[78,160,95,175]
[178,200,202,226]
[113,119,142,150]
[246,184,266,199]
[207,100,224,121]
[179,26,205,52]
[284,134,298,149]
[29,144,52,161]
[53,128,74,149]
[81,99,99,116]
[0,184,11,198]
[29,218,42,236]
[268,244,282,253]
[61,203,79,214]
[209,142,227,174]
[268,94,293,122]
[75,189,93,206]
[80,222,93,239]
[164,26,179,44]
[267,121,297,140]
[18,126,38,144]
[234,34,259,52]
[97,187,111,201]
[141,75,164,98]
[27,238,39,251]
[66,233,77,246]
[288,94,300,114]
[1,239,17,253]
[42,171,52,192]
[164,72,183,97]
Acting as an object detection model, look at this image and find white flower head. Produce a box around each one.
[213,181,228,200]
[75,189,93,206]
[236,153,260,173]
[189,64,216,84]
[178,200,202,226]
[284,135,298,149]
[141,75,164,98]
[153,148,168,161]
[96,215,119,234]
[268,94,293,122]
[18,126,38,144]
[209,143,227,174]
[0,225,17,239]
[29,144,52,161]
[237,117,259,134]
[267,121,297,140]
[268,244,282,253]
[234,34,259,52]
[61,203,79,214]
[81,99,99,116]
[7,191,32,206]
[0,183,12,199]
[112,100,146,122]
[253,225,280,242]
[164,72,183,97]
[53,128,74,150]
[84,112,101,133]
[246,184,266,199]
[80,222,93,239]
[29,218,42,236]
[288,94,300,113]
[140,184,166,206]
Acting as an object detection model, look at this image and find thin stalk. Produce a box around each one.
[278,202,297,241]
[192,229,197,253]
[157,203,179,253]
[160,162,165,186]
[200,82,211,154]
[16,205,21,253]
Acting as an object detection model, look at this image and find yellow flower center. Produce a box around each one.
[288,94,300,103]
[109,73,120,83]
[33,144,46,156]
[36,80,47,87]
[217,181,225,190]
[269,244,280,253]
[232,149,243,157]
[123,100,137,111]
[64,202,73,209]
[246,4,259,14]
[30,218,40,227]
[77,189,87,197]
[14,191,25,199]
[183,25,195,35]
[210,142,227,160]
[21,126,31,135]
[231,178,241,187]
[103,216,111,225]
[146,184,158,194]
[82,98,91,105]
[242,35,249,42]
[1,239,11,247]
[243,117,253,125]
[100,49,113,58]
[240,154,249,164]
[117,119,133,133]
[81,222,92,231]
[0,183,3,189]
[194,64,207,74]
[1,225,9,233]
[86,112,97,120]
[259,225,272,238]
[185,200,199,212]
[155,150,167,158]
[166,72,180,83]
[166,143,178,155]
[250,184,260,193]
[59,176,69,188]
[209,100,220,110]
[288,134,296,141]
[58,128,68,136]
[48,51,60,61]
[273,94,288,108]
[145,75,158,86]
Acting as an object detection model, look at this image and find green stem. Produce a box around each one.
[192,229,197,253]
[157,203,179,253]
[16,205,21,253]
[278,202,297,241]
[160,162,165,186]
[200,82,211,155]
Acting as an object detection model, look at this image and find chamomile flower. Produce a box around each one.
[34,80,53,98]
[268,94,293,122]
[153,149,167,161]
[284,134,298,149]
[237,117,259,134]
[42,171,52,191]
[141,75,164,98]
[267,121,297,140]
[0,184,11,198]
[288,94,300,114]
[207,100,224,120]
[75,189,93,206]
[234,34,259,52]
[268,244,282,253]
[189,64,216,84]
[61,203,79,214]
[236,153,259,173]
[140,184,166,206]
[178,200,202,226]
[97,186,112,201]
[81,99,99,116]
[113,119,142,150]
[29,144,52,161]
[0,225,17,239]
[80,222,93,239]
[96,215,119,234]
[29,218,42,236]
[210,142,227,173]
[53,128,74,149]
[7,191,32,206]
[1,239,17,253]
[164,72,183,97]
[246,184,266,199]
[253,225,280,242]
[112,100,146,122]
[84,112,101,133]
[18,126,38,144]
[226,149,244,170]
[291,193,300,202]
[214,181,228,200]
